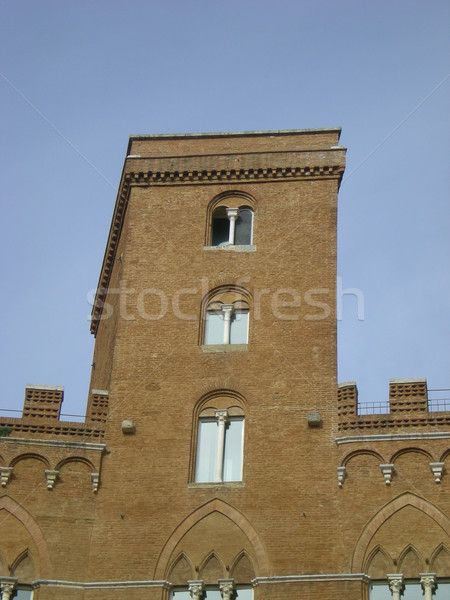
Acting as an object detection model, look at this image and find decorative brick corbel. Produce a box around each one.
[0,466,13,487]
[380,464,395,485]
[44,469,59,490]
[91,472,100,493]
[218,579,234,600]
[337,466,347,487]
[188,580,204,600]
[429,462,444,483]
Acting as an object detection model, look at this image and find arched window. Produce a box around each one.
[204,300,249,346]
[201,285,251,348]
[211,206,253,246]
[195,407,245,483]
[190,390,247,486]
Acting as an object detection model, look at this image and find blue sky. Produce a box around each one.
[1,0,449,418]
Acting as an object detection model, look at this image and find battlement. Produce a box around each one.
[22,384,64,420]
[338,378,450,432]
[0,385,109,440]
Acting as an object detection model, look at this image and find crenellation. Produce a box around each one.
[389,378,428,413]
[23,384,64,420]
[338,378,450,432]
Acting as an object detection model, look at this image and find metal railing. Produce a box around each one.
[428,389,450,412]
[356,388,450,415]
[357,402,390,416]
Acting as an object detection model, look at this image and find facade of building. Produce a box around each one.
[0,129,449,600]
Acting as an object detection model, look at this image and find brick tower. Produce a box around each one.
[1,130,449,600]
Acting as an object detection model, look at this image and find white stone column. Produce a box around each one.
[214,410,228,482]
[0,578,17,600]
[188,580,204,600]
[226,208,239,245]
[219,578,235,600]
[387,574,403,600]
[420,573,436,600]
[221,304,234,344]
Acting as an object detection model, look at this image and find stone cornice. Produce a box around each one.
[0,436,106,451]
[90,148,345,334]
[336,431,450,444]
[31,573,371,590]
[252,573,371,585]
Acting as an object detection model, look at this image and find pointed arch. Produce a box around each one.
[397,544,424,577]
[167,551,195,584]
[352,492,450,572]
[10,548,36,582]
[364,544,394,578]
[154,499,269,579]
[0,496,50,576]
[230,550,256,583]
[430,542,450,573]
[199,550,226,582]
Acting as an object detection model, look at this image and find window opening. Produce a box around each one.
[235,208,253,245]
[211,207,230,246]
[10,586,33,600]
[170,585,253,599]
[370,578,449,599]
[204,304,249,346]
[195,411,244,483]
[211,207,253,246]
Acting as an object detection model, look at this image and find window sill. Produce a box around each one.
[204,244,256,252]
[188,481,245,489]
[201,344,248,353]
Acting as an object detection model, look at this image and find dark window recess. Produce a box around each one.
[211,207,230,246]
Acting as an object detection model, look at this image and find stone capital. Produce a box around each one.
[420,573,436,588]
[218,578,234,600]
[226,207,239,221]
[221,304,234,317]
[0,578,18,600]
[188,580,204,600]
[215,409,229,423]
[387,574,403,596]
